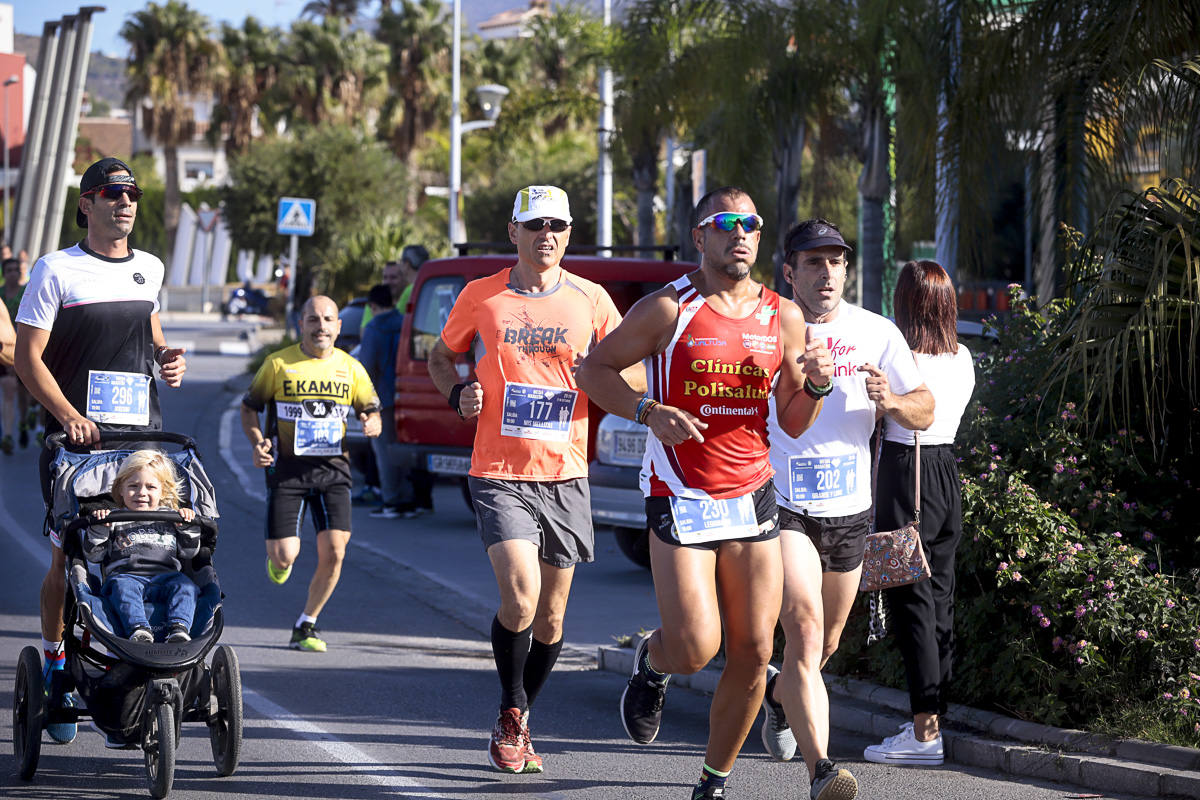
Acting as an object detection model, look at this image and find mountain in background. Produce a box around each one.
[13,31,128,115]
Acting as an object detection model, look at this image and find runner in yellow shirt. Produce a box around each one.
[241,295,381,652]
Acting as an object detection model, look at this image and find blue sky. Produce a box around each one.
[15,1,310,59]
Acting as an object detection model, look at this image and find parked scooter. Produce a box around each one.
[222,282,271,318]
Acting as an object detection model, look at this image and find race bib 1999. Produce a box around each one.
[500,382,577,442]
[86,370,151,426]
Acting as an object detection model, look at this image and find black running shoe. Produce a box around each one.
[692,783,726,799]
[810,758,858,800]
[620,633,668,744]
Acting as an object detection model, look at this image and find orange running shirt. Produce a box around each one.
[440,268,621,481]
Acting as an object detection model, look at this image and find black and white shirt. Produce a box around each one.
[16,243,165,435]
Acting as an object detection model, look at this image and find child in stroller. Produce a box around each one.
[12,431,243,799]
[85,450,201,644]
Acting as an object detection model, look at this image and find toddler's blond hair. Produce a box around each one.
[111,450,183,510]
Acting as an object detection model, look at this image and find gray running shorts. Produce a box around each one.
[467,476,595,568]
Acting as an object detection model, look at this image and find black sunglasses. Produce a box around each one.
[86,184,144,202]
[520,218,570,233]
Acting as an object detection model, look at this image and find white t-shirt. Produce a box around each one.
[768,303,925,517]
[884,346,975,445]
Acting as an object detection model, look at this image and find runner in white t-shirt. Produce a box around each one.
[759,219,935,799]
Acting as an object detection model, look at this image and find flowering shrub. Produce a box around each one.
[828,287,1200,745]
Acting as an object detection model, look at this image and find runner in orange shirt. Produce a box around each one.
[428,185,640,774]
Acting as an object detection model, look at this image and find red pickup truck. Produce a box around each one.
[392,250,693,567]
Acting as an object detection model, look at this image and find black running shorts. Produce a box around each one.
[265,458,352,539]
[646,478,780,551]
[779,506,871,573]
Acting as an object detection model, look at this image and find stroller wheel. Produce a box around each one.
[208,645,243,776]
[13,646,46,780]
[143,701,176,799]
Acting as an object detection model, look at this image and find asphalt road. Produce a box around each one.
[0,320,1140,799]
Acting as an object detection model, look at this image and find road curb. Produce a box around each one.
[597,645,1200,799]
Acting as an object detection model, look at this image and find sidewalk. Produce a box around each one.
[597,646,1200,799]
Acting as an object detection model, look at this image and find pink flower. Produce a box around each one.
[1031,605,1042,616]
[1012,572,1023,582]
[1143,531,1155,541]
[1075,605,1086,619]
[1136,630,1149,640]
[1039,617,1050,628]
[1112,531,1122,538]
[1016,548,1027,559]
[1164,692,1175,700]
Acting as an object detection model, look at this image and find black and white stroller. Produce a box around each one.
[12,431,242,799]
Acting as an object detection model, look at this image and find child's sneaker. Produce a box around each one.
[90,720,136,749]
[289,621,327,652]
[130,627,154,643]
[166,624,191,643]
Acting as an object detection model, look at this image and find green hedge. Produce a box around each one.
[827,288,1200,746]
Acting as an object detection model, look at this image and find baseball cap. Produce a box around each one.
[511,185,572,225]
[785,222,853,255]
[77,157,138,228]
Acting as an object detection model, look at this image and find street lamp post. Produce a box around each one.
[448,0,508,245]
[2,74,18,239]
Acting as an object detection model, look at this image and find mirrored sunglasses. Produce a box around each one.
[520,218,570,233]
[697,212,764,233]
[86,184,144,202]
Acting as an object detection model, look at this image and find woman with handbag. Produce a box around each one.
[863,260,976,767]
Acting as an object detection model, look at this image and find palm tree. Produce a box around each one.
[945,0,1200,297]
[301,0,364,24]
[211,17,283,156]
[375,0,451,212]
[277,17,388,128]
[610,0,716,251]
[121,0,222,254]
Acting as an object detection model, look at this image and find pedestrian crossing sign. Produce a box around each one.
[277,197,316,236]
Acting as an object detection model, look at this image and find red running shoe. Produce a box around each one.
[520,711,544,773]
[487,708,526,773]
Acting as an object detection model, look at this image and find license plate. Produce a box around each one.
[428,453,471,475]
[614,430,646,462]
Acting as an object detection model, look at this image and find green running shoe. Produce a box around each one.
[289,622,327,652]
[266,557,292,585]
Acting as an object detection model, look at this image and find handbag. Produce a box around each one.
[859,429,931,593]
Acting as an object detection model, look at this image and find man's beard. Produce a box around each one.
[722,260,751,281]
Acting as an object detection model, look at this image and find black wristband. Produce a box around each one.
[154,345,169,365]
[448,383,467,418]
[804,377,834,400]
[361,404,382,416]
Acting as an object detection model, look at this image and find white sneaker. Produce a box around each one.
[863,722,944,766]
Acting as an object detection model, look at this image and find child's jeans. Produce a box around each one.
[104,573,199,637]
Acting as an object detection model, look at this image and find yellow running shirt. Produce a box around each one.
[440,268,621,481]
[244,344,378,460]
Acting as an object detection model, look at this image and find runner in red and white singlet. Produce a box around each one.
[578,187,837,800]
[643,275,782,500]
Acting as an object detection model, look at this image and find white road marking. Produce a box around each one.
[220,396,266,501]
[242,686,446,796]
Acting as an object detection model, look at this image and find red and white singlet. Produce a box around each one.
[641,275,783,500]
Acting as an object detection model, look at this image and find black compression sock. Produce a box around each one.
[491,615,532,712]
[523,636,563,708]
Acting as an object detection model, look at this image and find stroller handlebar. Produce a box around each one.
[63,510,219,544]
[44,431,198,452]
